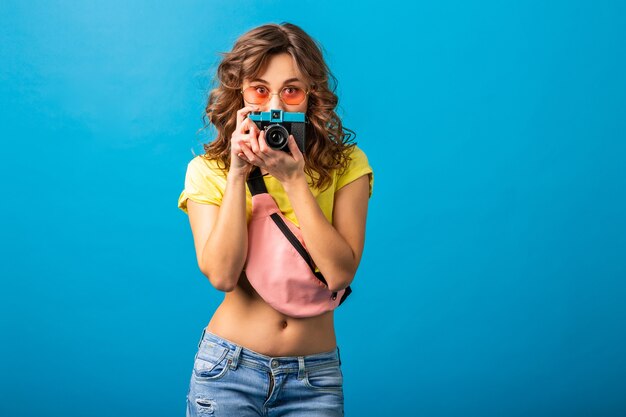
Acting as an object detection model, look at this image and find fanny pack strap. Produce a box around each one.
[247,166,269,196]
[246,167,351,304]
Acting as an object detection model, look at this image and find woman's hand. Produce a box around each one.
[229,105,262,178]
[237,116,306,185]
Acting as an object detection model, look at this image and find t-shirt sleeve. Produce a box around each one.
[177,156,225,214]
[335,146,374,198]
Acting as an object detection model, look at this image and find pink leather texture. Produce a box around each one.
[244,193,345,318]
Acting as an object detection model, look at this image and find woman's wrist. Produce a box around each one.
[281,171,308,192]
[227,167,250,182]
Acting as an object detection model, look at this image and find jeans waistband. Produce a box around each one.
[198,327,342,375]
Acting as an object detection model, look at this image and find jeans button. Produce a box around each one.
[271,359,279,368]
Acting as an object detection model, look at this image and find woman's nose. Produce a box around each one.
[264,93,284,112]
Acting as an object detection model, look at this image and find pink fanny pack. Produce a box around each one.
[243,167,352,318]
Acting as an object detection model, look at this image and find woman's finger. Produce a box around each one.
[236,106,260,133]
[239,140,258,165]
[287,135,302,160]
[258,129,271,154]
[248,128,261,154]
[248,116,261,133]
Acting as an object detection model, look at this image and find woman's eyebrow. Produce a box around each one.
[250,77,303,85]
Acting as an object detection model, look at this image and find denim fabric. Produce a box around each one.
[186,327,344,417]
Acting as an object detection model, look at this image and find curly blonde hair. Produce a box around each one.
[200,22,357,192]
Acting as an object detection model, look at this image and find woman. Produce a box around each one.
[178,22,374,416]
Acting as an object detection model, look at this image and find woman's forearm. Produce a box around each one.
[202,171,248,292]
[282,174,356,292]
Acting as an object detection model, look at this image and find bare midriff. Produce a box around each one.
[206,271,337,357]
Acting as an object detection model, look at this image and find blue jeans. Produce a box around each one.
[186,327,345,416]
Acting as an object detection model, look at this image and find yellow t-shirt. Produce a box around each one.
[177,145,374,227]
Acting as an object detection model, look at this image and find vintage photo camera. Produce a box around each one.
[248,109,306,154]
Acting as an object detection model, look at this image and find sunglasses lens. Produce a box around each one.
[243,86,268,104]
[281,87,306,105]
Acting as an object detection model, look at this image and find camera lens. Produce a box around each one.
[265,124,289,150]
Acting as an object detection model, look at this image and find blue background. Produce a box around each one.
[1,1,625,416]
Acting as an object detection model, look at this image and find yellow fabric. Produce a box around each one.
[177,145,374,227]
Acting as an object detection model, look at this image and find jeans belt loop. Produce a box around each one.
[230,345,243,370]
[198,327,207,348]
[297,357,306,380]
